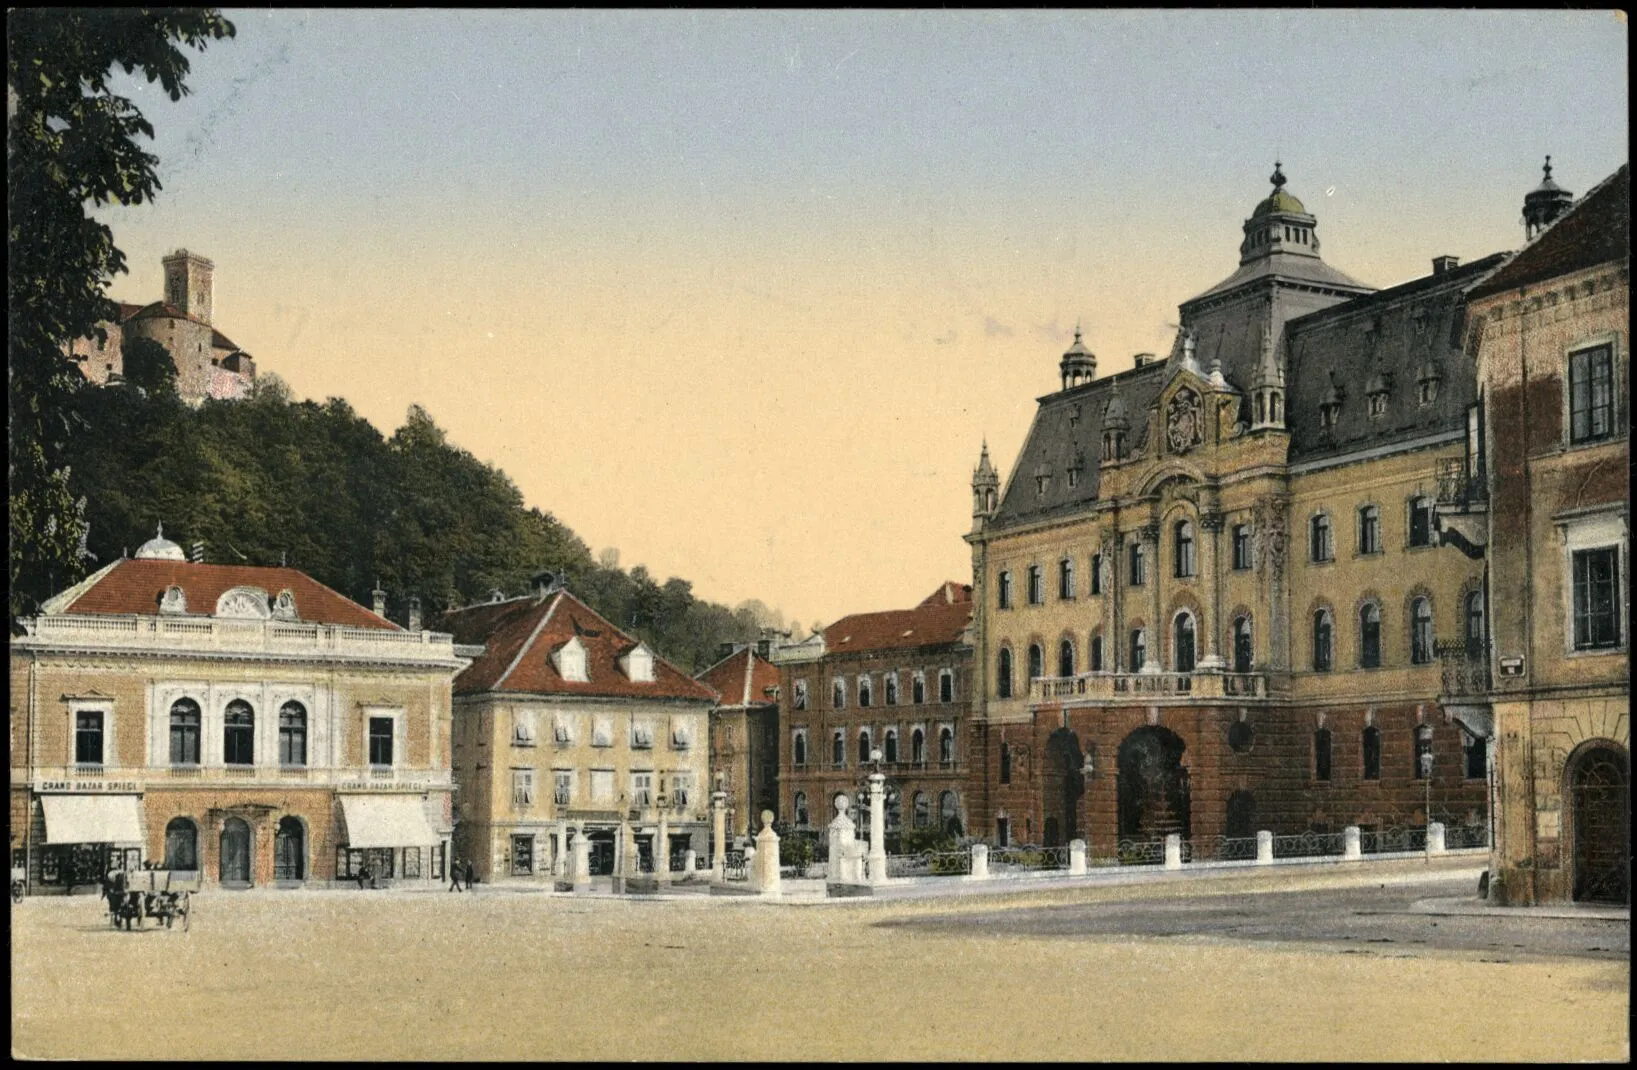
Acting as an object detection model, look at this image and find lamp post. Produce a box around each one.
[1420,749,1434,866]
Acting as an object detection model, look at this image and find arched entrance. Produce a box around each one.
[274,816,305,881]
[1225,790,1256,839]
[1570,745,1630,905]
[219,817,252,885]
[1041,728,1085,847]
[1117,726,1191,843]
[164,817,198,870]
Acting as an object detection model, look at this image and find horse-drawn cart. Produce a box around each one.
[107,869,199,931]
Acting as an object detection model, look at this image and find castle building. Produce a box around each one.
[1456,161,1629,905]
[772,582,974,848]
[439,575,718,882]
[696,640,782,843]
[69,249,258,403]
[9,527,465,893]
[966,164,1501,853]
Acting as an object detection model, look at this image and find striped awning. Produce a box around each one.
[40,794,144,845]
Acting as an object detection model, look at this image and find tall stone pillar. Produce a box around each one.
[1197,510,1226,670]
[710,789,727,881]
[571,823,590,892]
[655,805,671,885]
[1101,532,1118,671]
[552,825,566,877]
[867,771,888,885]
[1142,522,1163,672]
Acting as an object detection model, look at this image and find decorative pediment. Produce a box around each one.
[215,586,271,620]
[159,585,188,614]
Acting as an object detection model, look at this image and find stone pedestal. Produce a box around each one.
[1343,825,1362,860]
[1163,833,1182,870]
[1427,821,1446,855]
[1069,839,1087,876]
[867,772,888,886]
[683,849,696,876]
[752,810,781,898]
[656,811,671,885]
[710,791,727,881]
[827,794,859,883]
[968,843,989,881]
[1256,830,1273,864]
[571,825,591,893]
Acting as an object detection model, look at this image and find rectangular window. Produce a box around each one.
[793,679,808,710]
[1232,525,1252,570]
[1462,730,1487,781]
[512,711,536,747]
[631,721,654,748]
[631,772,653,808]
[74,711,104,765]
[997,570,1013,610]
[885,674,898,705]
[553,771,572,806]
[832,679,846,710]
[1090,554,1103,595]
[1358,507,1381,555]
[590,769,614,803]
[1090,635,1104,672]
[939,670,954,704]
[510,834,533,875]
[1129,630,1146,672]
[368,716,394,767]
[1059,559,1075,600]
[1569,344,1615,445]
[512,768,535,807]
[1026,565,1044,605]
[1572,547,1622,649]
[670,772,693,808]
[1129,543,1146,587]
[1310,516,1332,562]
[1408,497,1433,548]
[912,674,926,704]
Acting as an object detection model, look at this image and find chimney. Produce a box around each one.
[371,584,387,618]
[1133,352,1155,368]
[756,638,772,660]
[407,596,422,632]
[531,570,558,598]
[717,642,737,661]
[1432,255,1460,276]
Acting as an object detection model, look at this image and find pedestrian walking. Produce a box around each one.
[464,858,476,891]
[355,861,369,891]
[448,858,464,892]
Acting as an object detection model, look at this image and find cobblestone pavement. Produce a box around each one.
[11,869,1628,1061]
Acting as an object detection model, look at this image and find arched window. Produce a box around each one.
[1410,597,1434,665]
[912,792,929,829]
[278,701,307,766]
[833,679,846,709]
[1129,542,1147,586]
[911,727,926,764]
[999,742,1012,784]
[224,700,255,766]
[885,787,901,831]
[1464,590,1485,656]
[884,673,899,705]
[1058,638,1076,677]
[1027,643,1043,681]
[1358,505,1381,554]
[794,792,809,826]
[1232,616,1253,674]
[1232,524,1252,570]
[939,726,954,763]
[1130,628,1147,671]
[997,570,1013,609]
[832,731,845,766]
[1312,610,1333,672]
[1026,564,1044,604]
[1058,558,1076,599]
[1408,496,1435,548]
[1174,521,1196,578]
[1360,603,1382,668]
[940,791,960,834]
[274,815,305,881]
[164,817,198,870]
[1310,514,1333,562]
[997,648,1014,699]
[1313,727,1333,781]
[912,672,927,704]
[1090,632,1104,672]
[1414,724,1434,779]
[169,698,201,765]
[858,675,873,708]
[883,728,899,763]
[858,730,872,765]
[793,732,808,767]
[1173,613,1196,672]
[1362,726,1382,780]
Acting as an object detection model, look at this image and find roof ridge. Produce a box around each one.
[740,645,756,706]
[494,593,561,689]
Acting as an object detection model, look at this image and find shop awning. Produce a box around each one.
[340,795,440,849]
[41,794,144,845]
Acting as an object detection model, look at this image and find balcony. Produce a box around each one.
[1435,640,1491,698]
[16,614,470,668]
[1434,458,1487,559]
[1029,670,1269,705]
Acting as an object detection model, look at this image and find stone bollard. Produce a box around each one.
[571,826,591,893]
[827,794,858,882]
[1164,833,1183,870]
[1069,839,1087,876]
[1343,825,1362,860]
[1428,821,1446,855]
[683,849,696,876]
[753,810,782,897]
[710,790,727,881]
[1256,830,1274,865]
[968,843,989,881]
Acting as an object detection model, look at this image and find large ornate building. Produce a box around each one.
[69,249,258,403]
[1457,161,1629,906]
[440,574,718,882]
[965,164,1502,852]
[9,528,464,892]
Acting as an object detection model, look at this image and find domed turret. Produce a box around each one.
[1523,155,1574,239]
[1059,325,1097,390]
[971,440,1001,529]
[1100,378,1130,464]
[1238,161,1322,266]
[134,521,186,561]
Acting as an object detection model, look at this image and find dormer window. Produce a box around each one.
[1366,374,1390,419]
[1034,463,1052,496]
[1417,360,1442,406]
[620,643,655,683]
[1368,393,1387,418]
[159,585,188,614]
[1320,397,1341,429]
[553,636,589,682]
[272,590,298,620]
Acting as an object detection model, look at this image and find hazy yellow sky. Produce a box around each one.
[92,10,1628,628]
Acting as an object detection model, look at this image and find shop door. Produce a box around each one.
[219,818,252,884]
[274,817,305,881]
[1572,746,1631,905]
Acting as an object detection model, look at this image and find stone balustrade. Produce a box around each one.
[18,614,467,666]
[31,764,449,790]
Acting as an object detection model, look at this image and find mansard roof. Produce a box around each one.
[695,645,781,709]
[1467,163,1629,301]
[1283,252,1509,464]
[1185,253,1374,306]
[987,361,1169,529]
[439,589,717,701]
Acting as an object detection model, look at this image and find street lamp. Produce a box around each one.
[1420,749,1434,865]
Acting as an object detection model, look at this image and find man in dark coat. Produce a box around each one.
[448,857,464,892]
[464,858,476,890]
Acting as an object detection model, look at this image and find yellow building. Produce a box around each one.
[9,528,466,892]
[441,573,718,882]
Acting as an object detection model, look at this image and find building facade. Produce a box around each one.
[9,530,463,893]
[967,164,1494,853]
[1458,162,1630,905]
[697,641,782,842]
[440,575,717,882]
[773,582,974,848]
[68,249,258,403]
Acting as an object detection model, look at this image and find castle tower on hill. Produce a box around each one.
[162,249,214,325]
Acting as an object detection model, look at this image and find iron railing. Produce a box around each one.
[1436,457,1486,508]
[885,850,973,878]
[722,851,748,881]
[1435,639,1491,696]
[1272,830,1348,859]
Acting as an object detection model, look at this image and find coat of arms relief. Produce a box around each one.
[1166,388,1204,455]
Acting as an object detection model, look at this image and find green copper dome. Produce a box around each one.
[1251,161,1306,217]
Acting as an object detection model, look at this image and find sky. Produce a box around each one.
[91,9,1628,630]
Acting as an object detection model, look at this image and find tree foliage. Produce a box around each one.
[8,8,235,626]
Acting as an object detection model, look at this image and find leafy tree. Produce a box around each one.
[119,334,178,396]
[8,8,235,627]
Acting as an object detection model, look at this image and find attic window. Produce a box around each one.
[1066,466,1080,489]
[553,636,589,683]
[1034,463,1052,496]
[1320,400,1341,430]
[622,643,655,683]
[159,585,188,614]
[1367,393,1388,419]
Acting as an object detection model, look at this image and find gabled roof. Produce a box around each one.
[1467,163,1630,301]
[439,589,718,701]
[44,558,401,630]
[822,583,973,655]
[695,646,781,709]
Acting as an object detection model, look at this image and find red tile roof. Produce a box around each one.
[695,646,781,708]
[439,589,719,702]
[823,582,973,655]
[54,559,401,629]
[1468,164,1629,300]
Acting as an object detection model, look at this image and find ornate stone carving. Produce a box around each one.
[272,590,299,620]
[1254,497,1289,579]
[1139,523,1160,545]
[1166,387,1204,455]
[159,585,188,615]
[215,586,271,620]
[1199,511,1226,533]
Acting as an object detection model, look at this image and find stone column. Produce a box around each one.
[655,805,671,885]
[968,843,989,881]
[1163,833,1182,870]
[1256,830,1273,864]
[1103,532,1120,672]
[571,824,590,892]
[1144,523,1163,673]
[867,771,887,886]
[1343,825,1362,860]
[753,810,781,897]
[1069,839,1087,876]
[1196,511,1226,670]
[1428,821,1446,855]
[710,790,727,881]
